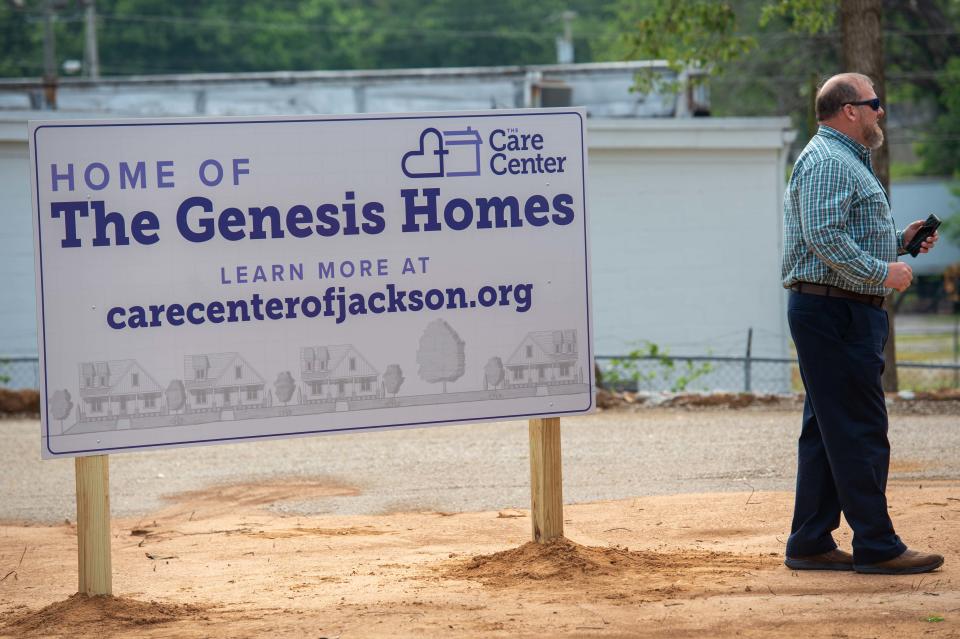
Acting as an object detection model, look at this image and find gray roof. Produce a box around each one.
[0,61,708,118]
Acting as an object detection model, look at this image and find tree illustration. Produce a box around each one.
[274,371,296,406]
[382,364,404,398]
[165,379,186,414]
[484,357,505,390]
[50,389,73,429]
[417,319,465,393]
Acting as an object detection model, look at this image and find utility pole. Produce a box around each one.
[42,0,58,108]
[555,9,576,64]
[82,0,99,79]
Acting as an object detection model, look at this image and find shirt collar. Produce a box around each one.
[817,124,871,162]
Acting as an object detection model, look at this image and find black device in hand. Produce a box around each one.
[905,213,941,257]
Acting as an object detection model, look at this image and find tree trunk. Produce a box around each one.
[841,0,898,391]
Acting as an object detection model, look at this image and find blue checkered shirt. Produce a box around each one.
[782,125,905,296]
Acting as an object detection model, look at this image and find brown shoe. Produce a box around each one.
[855,549,944,575]
[785,548,854,571]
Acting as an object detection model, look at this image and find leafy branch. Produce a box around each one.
[604,341,714,392]
[623,1,756,92]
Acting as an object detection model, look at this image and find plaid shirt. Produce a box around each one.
[782,125,904,296]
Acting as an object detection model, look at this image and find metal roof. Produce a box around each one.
[0,60,709,118]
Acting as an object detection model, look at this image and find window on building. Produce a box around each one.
[144,396,155,408]
[338,381,345,395]
[196,390,207,404]
[235,365,242,379]
[91,398,103,412]
[513,368,522,380]
[247,388,258,401]
[196,369,206,380]
[526,345,533,358]
[350,358,356,371]
[361,379,371,392]
[305,360,312,371]
[560,364,571,377]
[99,375,107,386]
[131,372,139,387]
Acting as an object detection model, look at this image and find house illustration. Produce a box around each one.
[78,360,164,421]
[300,345,380,402]
[183,353,265,412]
[504,330,580,387]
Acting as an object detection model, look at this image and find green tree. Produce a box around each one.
[0,0,627,76]
[618,0,757,92]
[917,57,960,178]
[0,3,42,77]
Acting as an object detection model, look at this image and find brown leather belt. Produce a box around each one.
[790,282,885,308]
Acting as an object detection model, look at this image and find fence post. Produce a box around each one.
[954,315,959,389]
[744,327,753,392]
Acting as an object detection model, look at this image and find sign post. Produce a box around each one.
[528,417,563,542]
[75,454,112,595]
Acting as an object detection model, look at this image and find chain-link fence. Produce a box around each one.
[0,357,41,390]
[596,354,960,394]
[3,354,958,394]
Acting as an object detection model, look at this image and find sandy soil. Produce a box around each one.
[1,475,958,638]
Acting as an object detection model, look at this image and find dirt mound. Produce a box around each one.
[661,393,791,409]
[596,389,803,411]
[596,389,960,414]
[1,594,204,637]
[444,537,759,589]
[909,388,960,401]
[0,388,40,416]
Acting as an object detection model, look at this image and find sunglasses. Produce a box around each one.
[843,98,882,111]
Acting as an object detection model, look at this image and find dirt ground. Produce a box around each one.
[1,473,958,638]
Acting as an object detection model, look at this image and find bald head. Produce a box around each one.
[816,73,874,121]
[814,72,884,148]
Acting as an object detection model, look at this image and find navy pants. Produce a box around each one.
[786,291,906,565]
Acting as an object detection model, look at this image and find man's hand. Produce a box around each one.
[885,262,913,292]
[903,219,940,254]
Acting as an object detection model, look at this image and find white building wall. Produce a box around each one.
[0,130,35,356]
[587,119,794,368]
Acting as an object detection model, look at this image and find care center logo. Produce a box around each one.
[401,126,482,178]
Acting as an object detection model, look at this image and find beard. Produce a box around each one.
[862,120,884,149]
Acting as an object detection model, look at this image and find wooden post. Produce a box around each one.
[528,417,563,543]
[75,455,112,595]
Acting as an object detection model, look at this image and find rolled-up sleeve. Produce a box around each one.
[797,158,888,285]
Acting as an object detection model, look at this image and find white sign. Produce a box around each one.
[30,109,593,459]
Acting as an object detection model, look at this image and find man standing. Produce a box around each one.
[781,72,943,575]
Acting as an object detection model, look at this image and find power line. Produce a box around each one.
[14,7,959,41]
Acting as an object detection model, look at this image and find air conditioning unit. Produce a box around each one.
[534,81,573,108]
